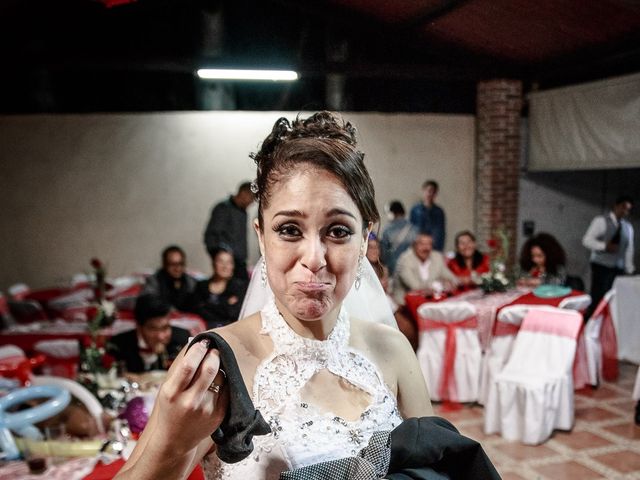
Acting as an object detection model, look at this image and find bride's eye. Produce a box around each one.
[327,225,354,240]
[274,223,302,239]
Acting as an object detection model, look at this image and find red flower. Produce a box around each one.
[101,353,115,370]
[90,258,103,269]
[487,238,498,249]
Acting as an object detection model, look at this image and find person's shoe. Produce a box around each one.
[635,400,640,426]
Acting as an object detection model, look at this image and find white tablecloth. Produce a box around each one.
[612,275,640,364]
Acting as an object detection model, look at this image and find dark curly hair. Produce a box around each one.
[250,111,379,231]
[519,232,566,275]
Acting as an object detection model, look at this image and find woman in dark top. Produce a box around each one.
[192,247,247,329]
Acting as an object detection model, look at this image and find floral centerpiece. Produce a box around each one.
[477,227,512,294]
[78,258,116,396]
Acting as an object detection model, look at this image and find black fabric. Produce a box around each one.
[106,326,190,373]
[587,262,623,318]
[386,417,501,480]
[187,331,271,464]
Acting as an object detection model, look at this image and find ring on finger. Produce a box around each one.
[207,368,226,394]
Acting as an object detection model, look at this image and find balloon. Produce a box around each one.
[31,376,105,434]
[0,385,70,460]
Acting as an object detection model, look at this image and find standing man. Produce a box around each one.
[380,200,417,275]
[203,181,254,280]
[410,180,446,251]
[582,195,635,314]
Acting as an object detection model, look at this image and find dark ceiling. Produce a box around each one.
[1,0,639,114]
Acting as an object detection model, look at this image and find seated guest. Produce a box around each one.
[380,200,417,275]
[190,246,247,329]
[392,233,458,306]
[142,245,197,311]
[107,294,189,373]
[517,232,567,287]
[366,232,385,280]
[447,230,490,287]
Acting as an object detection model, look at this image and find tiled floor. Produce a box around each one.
[433,362,640,479]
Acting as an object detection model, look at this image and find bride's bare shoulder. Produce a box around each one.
[211,312,265,353]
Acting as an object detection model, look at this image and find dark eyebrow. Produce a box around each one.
[327,208,357,220]
[272,208,357,221]
[272,209,305,220]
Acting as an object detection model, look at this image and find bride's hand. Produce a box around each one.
[153,338,229,456]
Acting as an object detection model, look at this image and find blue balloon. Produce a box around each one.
[0,385,70,460]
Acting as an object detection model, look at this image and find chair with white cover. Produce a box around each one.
[34,339,80,379]
[478,304,543,405]
[559,294,592,312]
[416,301,481,402]
[584,290,617,386]
[484,307,582,444]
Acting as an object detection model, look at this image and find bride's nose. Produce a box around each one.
[300,236,327,273]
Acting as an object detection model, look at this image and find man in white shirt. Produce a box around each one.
[392,233,458,306]
[582,195,635,316]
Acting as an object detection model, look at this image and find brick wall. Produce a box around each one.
[475,79,522,266]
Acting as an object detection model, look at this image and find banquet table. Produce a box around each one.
[612,275,640,364]
[406,287,590,389]
[406,287,586,349]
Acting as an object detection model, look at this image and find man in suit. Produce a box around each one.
[392,233,458,307]
[142,245,197,312]
[107,294,190,373]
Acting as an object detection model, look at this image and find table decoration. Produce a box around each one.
[477,226,513,294]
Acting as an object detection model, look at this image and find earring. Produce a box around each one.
[261,257,267,287]
[355,255,364,290]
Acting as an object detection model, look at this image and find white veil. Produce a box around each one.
[239,257,398,329]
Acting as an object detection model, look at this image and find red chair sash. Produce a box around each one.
[596,303,618,381]
[493,321,521,337]
[420,315,478,401]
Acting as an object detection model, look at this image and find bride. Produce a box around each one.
[115,112,433,479]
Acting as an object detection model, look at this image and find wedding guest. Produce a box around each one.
[190,246,248,329]
[107,294,189,373]
[392,233,458,306]
[582,195,635,315]
[447,230,490,287]
[517,233,567,288]
[380,200,417,275]
[410,180,446,251]
[203,181,254,281]
[142,245,197,312]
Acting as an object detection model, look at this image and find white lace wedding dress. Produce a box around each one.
[201,299,403,479]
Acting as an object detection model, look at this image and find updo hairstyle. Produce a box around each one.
[250,111,379,231]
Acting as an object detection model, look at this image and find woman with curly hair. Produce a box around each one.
[517,232,567,287]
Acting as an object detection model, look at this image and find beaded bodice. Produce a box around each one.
[202,300,403,479]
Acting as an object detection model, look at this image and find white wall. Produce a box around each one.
[0,112,475,292]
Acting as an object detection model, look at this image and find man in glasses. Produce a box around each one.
[142,245,197,312]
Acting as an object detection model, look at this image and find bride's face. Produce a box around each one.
[256,167,367,323]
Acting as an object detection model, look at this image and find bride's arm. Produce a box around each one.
[394,333,433,418]
[115,340,228,480]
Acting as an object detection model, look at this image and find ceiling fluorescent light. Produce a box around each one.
[197,69,298,81]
